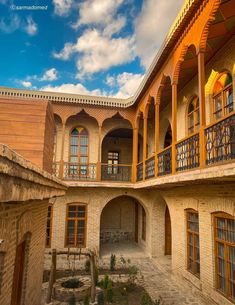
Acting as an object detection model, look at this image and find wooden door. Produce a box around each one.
[165,206,172,255]
[11,240,26,305]
[135,202,139,243]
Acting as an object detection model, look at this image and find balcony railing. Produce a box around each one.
[157,146,172,176]
[145,155,155,179]
[205,113,235,165]
[63,163,97,180]
[176,132,200,172]
[52,113,235,183]
[101,164,131,182]
[137,162,143,181]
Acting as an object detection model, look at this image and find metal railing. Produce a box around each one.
[145,155,155,179]
[63,163,97,180]
[176,132,200,172]
[205,113,235,165]
[101,164,131,182]
[157,146,172,176]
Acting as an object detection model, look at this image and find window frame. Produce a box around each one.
[107,151,120,174]
[186,96,200,135]
[142,206,146,241]
[45,204,53,248]
[69,126,89,176]
[65,203,87,248]
[212,73,233,122]
[186,209,200,278]
[213,212,235,302]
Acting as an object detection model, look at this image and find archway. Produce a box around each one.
[101,128,133,181]
[100,195,147,257]
[152,196,172,258]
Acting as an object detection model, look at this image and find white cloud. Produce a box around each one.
[41,83,103,96]
[54,29,135,77]
[73,0,124,29]
[53,0,74,16]
[53,43,74,60]
[40,68,58,81]
[134,0,184,68]
[106,72,144,98]
[21,81,32,88]
[24,16,38,36]
[0,15,20,34]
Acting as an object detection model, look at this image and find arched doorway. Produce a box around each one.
[100,195,147,257]
[101,128,133,182]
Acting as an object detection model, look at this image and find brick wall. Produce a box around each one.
[0,200,48,305]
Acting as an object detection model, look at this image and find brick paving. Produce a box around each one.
[43,243,219,305]
[131,257,217,305]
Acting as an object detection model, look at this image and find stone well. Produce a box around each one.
[53,276,91,302]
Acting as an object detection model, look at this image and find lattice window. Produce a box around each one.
[214,213,235,301]
[213,72,233,121]
[186,210,200,277]
[66,204,87,247]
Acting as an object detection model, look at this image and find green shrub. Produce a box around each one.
[110,254,116,271]
[103,274,109,289]
[83,294,90,305]
[106,280,113,303]
[97,291,105,305]
[141,292,153,305]
[68,294,76,305]
[95,266,99,285]
[85,259,90,273]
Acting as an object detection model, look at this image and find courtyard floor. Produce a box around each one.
[45,243,218,305]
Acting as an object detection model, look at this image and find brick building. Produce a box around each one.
[0,0,235,304]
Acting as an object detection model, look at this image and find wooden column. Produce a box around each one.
[198,51,206,168]
[97,125,102,181]
[143,115,148,180]
[171,83,177,174]
[59,122,66,179]
[155,101,160,177]
[132,127,138,182]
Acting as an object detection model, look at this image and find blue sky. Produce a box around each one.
[0,0,183,97]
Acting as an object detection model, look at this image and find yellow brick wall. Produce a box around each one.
[0,200,48,305]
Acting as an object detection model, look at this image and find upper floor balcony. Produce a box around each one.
[53,73,235,184]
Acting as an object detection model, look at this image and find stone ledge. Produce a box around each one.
[0,144,67,202]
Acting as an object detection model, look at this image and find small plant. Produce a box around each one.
[110,253,116,271]
[141,292,153,305]
[97,291,105,305]
[68,294,76,305]
[127,265,138,285]
[95,265,99,285]
[106,280,113,303]
[153,299,162,305]
[85,259,90,273]
[103,274,109,289]
[83,294,90,305]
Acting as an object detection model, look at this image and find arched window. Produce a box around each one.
[213,72,233,121]
[69,127,89,176]
[53,128,57,162]
[187,96,199,135]
[214,212,235,301]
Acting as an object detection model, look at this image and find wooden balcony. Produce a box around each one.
[53,113,235,184]
[101,164,132,182]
